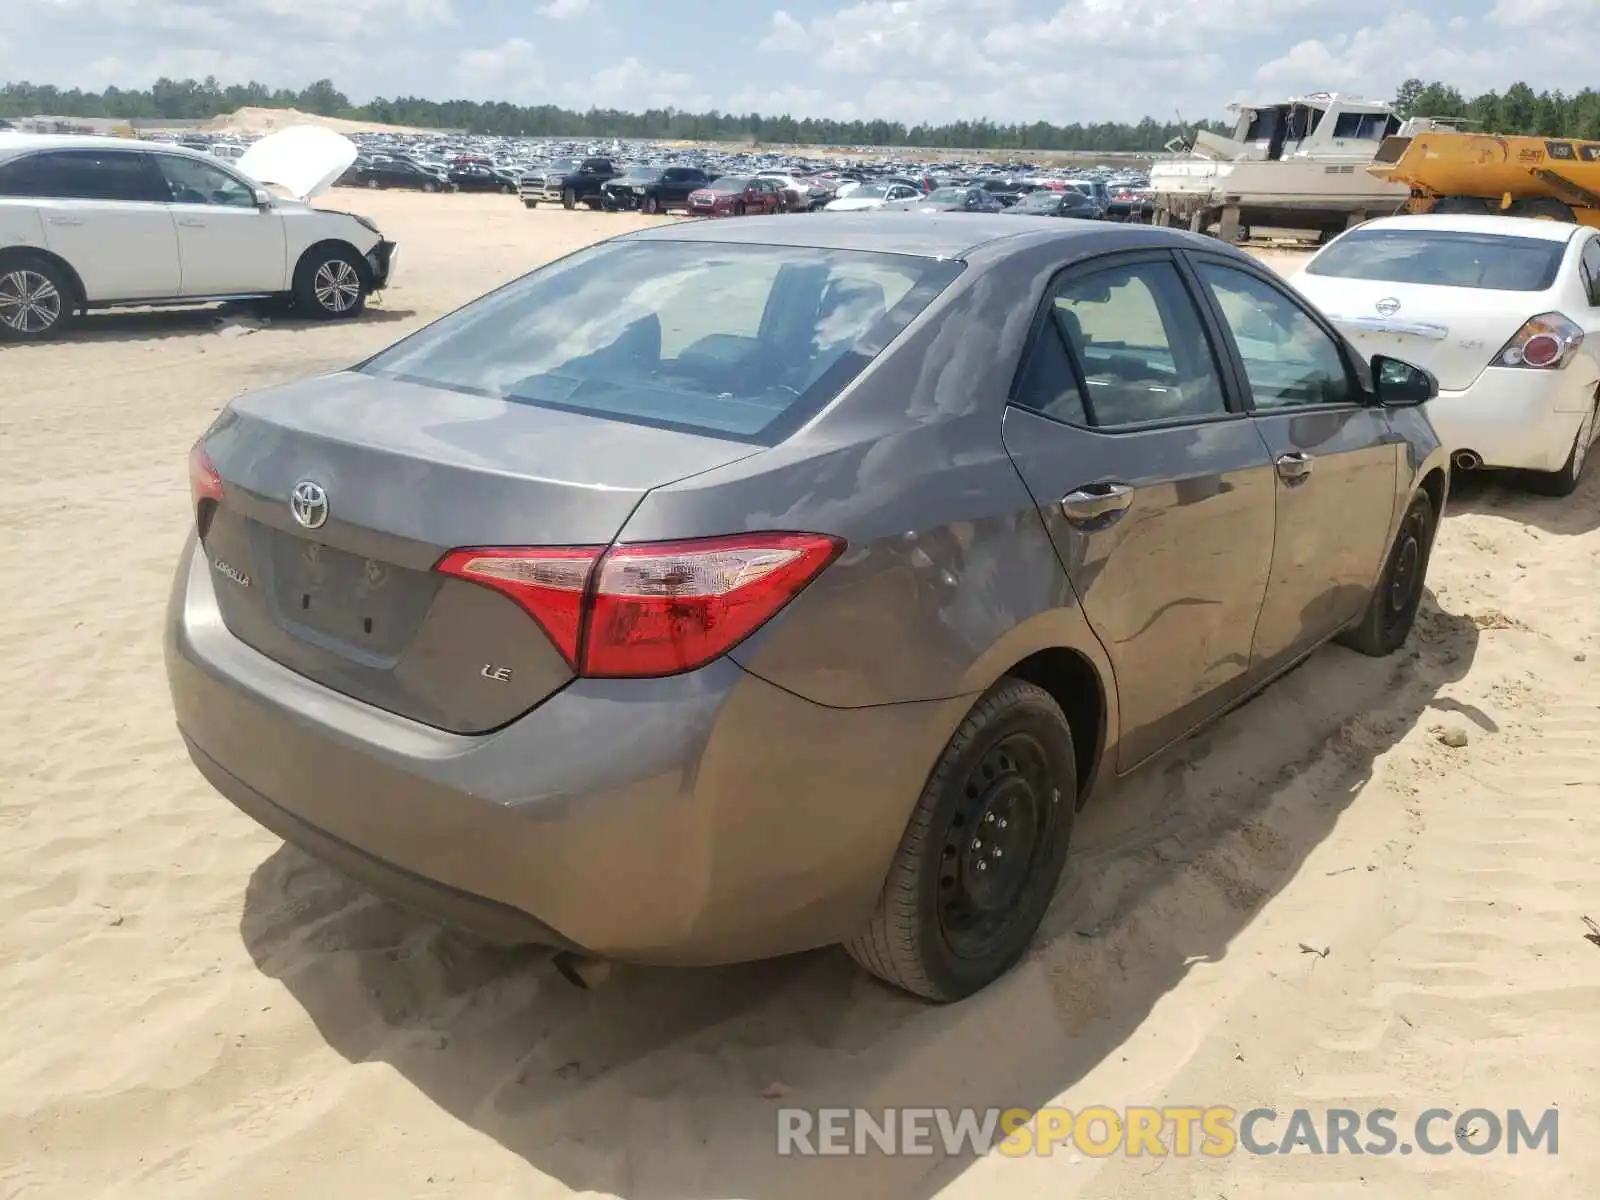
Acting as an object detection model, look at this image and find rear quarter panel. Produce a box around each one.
[617,230,1162,752]
[0,200,46,254]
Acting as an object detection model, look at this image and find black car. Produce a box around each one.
[600,166,710,214]
[1003,189,1101,218]
[348,159,452,192]
[1061,180,1111,218]
[447,163,518,194]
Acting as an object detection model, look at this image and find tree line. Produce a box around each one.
[3,75,1598,149]
[1395,79,1600,140]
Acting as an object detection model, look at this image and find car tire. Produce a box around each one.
[1431,196,1489,215]
[1507,196,1577,223]
[1524,400,1596,496]
[366,179,380,190]
[292,246,368,321]
[562,188,577,210]
[1338,490,1435,657]
[522,199,538,209]
[844,678,1078,1002]
[0,253,75,342]
[643,195,659,215]
[423,180,439,193]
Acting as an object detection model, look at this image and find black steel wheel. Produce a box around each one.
[1339,490,1435,656]
[846,678,1078,1001]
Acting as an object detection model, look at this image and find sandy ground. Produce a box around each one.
[2,192,1598,1198]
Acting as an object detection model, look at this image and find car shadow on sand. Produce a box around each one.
[240,590,1477,1200]
[1444,463,1600,537]
[54,301,415,345]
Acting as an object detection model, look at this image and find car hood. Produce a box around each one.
[237,125,359,202]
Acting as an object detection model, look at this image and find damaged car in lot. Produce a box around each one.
[601,165,710,214]
[0,125,397,341]
[167,215,1448,1001]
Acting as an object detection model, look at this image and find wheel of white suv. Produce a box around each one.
[0,254,74,342]
[292,247,368,321]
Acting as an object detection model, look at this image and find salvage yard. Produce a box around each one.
[2,191,1598,1198]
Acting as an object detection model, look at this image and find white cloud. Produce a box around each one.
[758,9,812,52]
[456,36,544,100]
[587,57,710,111]
[985,0,1338,57]
[1251,11,1510,102]
[537,0,589,18]
[1488,0,1591,25]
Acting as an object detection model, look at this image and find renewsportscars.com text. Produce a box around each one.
[776,1106,1559,1157]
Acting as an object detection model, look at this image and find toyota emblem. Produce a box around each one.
[290,480,329,530]
[1375,297,1401,317]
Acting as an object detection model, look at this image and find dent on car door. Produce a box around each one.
[1000,250,1277,770]
[1186,255,1401,674]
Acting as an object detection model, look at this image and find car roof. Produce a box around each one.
[1352,213,1582,243]
[0,134,216,163]
[622,211,1193,260]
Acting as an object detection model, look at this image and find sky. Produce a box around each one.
[4,0,1596,125]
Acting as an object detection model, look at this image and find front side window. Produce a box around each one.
[1025,259,1229,427]
[358,241,964,443]
[155,155,256,207]
[1196,263,1352,410]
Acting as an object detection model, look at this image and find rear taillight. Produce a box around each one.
[189,439,223,537]
[434,547,601,667]
[1494,312,1583,369]
[189,438,223,507]
[436,533,842,678]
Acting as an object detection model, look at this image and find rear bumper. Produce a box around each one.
[164,538,967,965]
[1426,368,1593,472]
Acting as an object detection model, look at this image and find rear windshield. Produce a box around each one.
[1305,228,1566,291]
[358,240,965,444]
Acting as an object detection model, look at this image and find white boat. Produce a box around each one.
[1149,93,1442,241]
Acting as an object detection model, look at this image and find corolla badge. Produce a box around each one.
[1375,297,1401,317]
[290,480,329,529]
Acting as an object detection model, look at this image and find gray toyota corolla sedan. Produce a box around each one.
[166,213,1449,1001]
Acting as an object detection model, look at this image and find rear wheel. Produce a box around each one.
[292,246,368,321]
[1507,196,1576,222]
[1525,401,1596,496]
[423,180,439,194]
[1339,491,1435,656]
[1431,196,1490,215]
[366,179,380,190]
[0,254,74,342]
[845,678,1078,1002]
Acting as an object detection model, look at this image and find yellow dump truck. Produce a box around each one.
[1369,128,1600,227]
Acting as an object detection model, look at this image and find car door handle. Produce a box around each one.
[177,217,207,228]
[1060,482,1134,523]
[1275,452,1315,481]
[46,215,83,226]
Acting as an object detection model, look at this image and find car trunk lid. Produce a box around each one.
[1294,276,1552,392]
[198,371,759,732]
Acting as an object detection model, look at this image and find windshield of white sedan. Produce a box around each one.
[358,241,964,443]
[1306,229,1565,291]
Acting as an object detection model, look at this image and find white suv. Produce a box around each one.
[0,127,397,342]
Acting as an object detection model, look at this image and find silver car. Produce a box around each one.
[166,214,1450,1001]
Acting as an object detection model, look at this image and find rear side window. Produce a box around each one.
[1581,238,1600,306]
[0,150,167,202]
[1016,259,1228,427]
[1306,228,1566,291]
[358,240,964,444]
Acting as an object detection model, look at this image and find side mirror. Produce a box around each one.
[1371,354,1437,406]
[253,188,273,209]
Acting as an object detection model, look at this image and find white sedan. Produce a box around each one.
[1292,214,1600,494]
[823,182,922,212]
